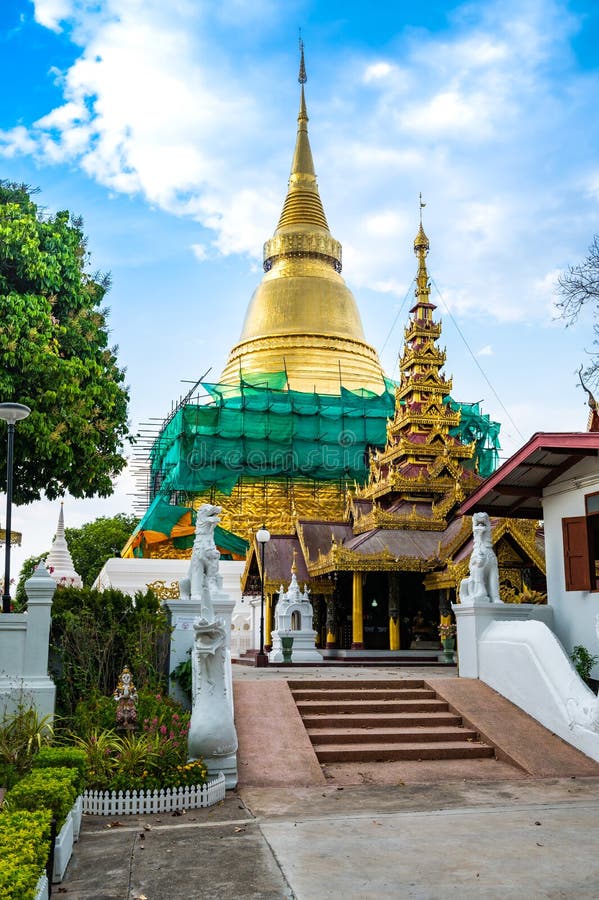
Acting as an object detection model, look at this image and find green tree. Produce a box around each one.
[557,235,599,384]
[14,553,48,609]
[0,181,130,504]
[63,513,139,587]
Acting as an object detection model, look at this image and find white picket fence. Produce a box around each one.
[82,772,226,816]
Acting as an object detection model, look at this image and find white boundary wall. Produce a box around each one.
[454,603,599,762]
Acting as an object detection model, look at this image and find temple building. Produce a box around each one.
[240,215,546,653]
[122,50,545,653]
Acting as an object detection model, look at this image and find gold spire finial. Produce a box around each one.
[298,34,307,85]
[291,548,298,574]
[413,198,431,302]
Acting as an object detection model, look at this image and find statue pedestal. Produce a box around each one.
[166,594,235,712]
[269,629,322,663]
[453,602,554,678]
[187,617,238,790]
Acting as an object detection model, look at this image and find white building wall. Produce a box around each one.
[543,456,599,678]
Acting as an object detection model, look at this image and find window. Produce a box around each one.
[562,491,599,591]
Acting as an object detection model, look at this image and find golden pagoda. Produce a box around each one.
[125,47,397,559]
[220,44,386,396]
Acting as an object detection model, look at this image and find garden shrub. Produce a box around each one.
[32,747,88,794]
[3,767,78,828]
[49,585,171,720]
[66,692,207,793]
[0,809,52,900]
[0,703,53,788]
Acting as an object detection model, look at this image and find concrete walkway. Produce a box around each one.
[57,666,599,898]
[59,776,599,898]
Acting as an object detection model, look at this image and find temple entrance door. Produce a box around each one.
[362,573,389,650]
[396,573,438,650]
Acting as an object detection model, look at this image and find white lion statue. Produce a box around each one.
[459,512,502,604]
[179,504,223,620]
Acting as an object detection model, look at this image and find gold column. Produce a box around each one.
[265,593,273,652]
[352,572,364,649]
[389,616,400,651]
[388,575,400,651]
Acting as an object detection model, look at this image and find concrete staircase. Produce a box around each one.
[288,679,495,763]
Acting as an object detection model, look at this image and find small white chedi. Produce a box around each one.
[269,554,323,663]
[45,503,82,588]
[183,505,238,788]
[459,512,502,605]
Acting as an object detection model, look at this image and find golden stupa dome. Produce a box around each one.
[220,48,387,395]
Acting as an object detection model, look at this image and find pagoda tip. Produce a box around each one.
[298,33,307,84]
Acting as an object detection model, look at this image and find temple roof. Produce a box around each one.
[460,432,599,519]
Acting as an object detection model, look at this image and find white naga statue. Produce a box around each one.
[184,504,238,787]
[459,512,503,605]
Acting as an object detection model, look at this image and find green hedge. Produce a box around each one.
[32,747,88,794]
[3,766,78,829]
[0,809,52,900]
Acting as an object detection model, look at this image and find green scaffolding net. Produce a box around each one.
[446,398,501,478]
[148,376,501,499]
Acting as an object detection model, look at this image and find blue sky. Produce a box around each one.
[1,0,599,576]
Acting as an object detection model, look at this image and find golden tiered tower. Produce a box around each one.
[351,214,480,535]
[220,45,387,396]
[240,214,544,654]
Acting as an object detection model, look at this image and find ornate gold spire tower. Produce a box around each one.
[352,207,479,533]
[220,45,387,395]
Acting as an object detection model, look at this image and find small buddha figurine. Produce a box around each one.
[113,665,139,731]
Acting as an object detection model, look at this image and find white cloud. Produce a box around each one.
[1,0,596,333]
[0,125,37,157]
[477,345,494,357]
[363,61,394,82]
[33,0,73,33]
[191,243,208,261]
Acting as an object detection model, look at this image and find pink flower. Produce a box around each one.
[160,725,167,735]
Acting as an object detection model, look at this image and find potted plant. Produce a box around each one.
[280,632,294,664]
[438,622,456,663]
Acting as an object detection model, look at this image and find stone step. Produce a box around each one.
[307,726,479,745]
[300,711,463,729]
[291,688,437,702]
[313,741,495,763]
[295,699,450,715]
[287,679,426,690]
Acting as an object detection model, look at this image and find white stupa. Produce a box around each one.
[45,503,83,588]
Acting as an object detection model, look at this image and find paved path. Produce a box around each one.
[60,777,599,898]
[56,667,599,897]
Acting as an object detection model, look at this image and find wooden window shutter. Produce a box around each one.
[562,516,591,591]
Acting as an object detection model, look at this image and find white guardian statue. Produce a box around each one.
[185,504,238,788]
[459,512,503,605]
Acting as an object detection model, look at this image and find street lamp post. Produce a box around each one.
[255,525,270,667]
[0,403,31,614]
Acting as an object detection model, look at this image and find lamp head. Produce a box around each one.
[256,527,271,544]
[0,403,31,425]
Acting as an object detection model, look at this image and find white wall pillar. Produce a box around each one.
[0,562,56,722]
